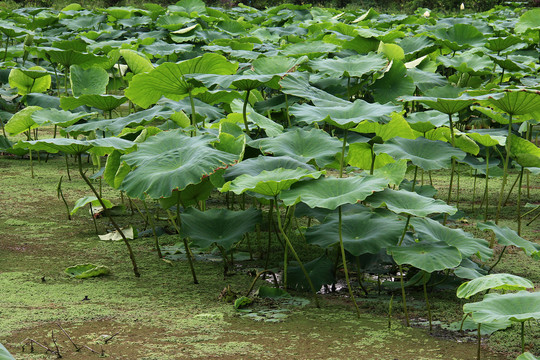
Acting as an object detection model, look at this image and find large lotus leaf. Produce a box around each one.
[47,49,108,68]
[486,36,523,53]
[70,65,109,97]
[509,135,540,168]
[488,54,534,72]
[305,211,402,255]
[486,89,540,116]
[0,21,28,38]
[398,36,437,61]
[253,128,342,168]
[290,99,400,129]
[353,112,416,141]
[187,73,277,91]
[309,53,387,78]
[373,159,407,187]
[60,14,107,31]
[287,255,335,292]
[515,8,540,33]
[121,131,236,199]
[119,49,154,74]
[181,207,261,250]
[367,188,457,217]
[280,175,389,210]
[279,74,348,106]
[4,106,41,135]
[31,108,96,127]
[224,155,315,181]
[374,137,465,171]
[8,66,51,95]
[60,95,127,112]
[0,343,15,360]
[230,100,283,137]
[143,41,193,57]
[478,221,540,258]
[71,196,113,215]
[280,41,338,58]
[371,60,415,104]
[401,85,498,115]
[437,53,494,75]
[389,241,462,273]
[463,291,540,323]
[125,53,238,108]
[346,142,395,171]
[65,264,110,279]
[405,110,449,133]
[457,274,534,299]
[467,130,506,147]
[410,217,492,260]
[406,68,448,93]
[221,168,324,197]
[15,137,136,156]
[516,353,539,360]
[377,42,404,61]
[432,23,486,51]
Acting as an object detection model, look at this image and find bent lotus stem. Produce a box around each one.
[274,196,320,308]
[166,209,198,284]
[245,269,279,296]
[77,154,140,278]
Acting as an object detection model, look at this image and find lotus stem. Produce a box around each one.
[517,166,524,236]
[188,88,197,137]
[166,209,198,284]
[483,147,490,221]
[339,206,361,317]
[274,196,320,308]
[143,198,162,258]
[242,89,251,134]
[397,213,412,327]
[388,294,394,329]
[245,270,279,296]
[444,113,456,225]
[472,169,477,213]
[521,321,525,354]
[3,35,9,61]
[284,94,291,128]
[477,323,482,360]
[339,129,348,178]
[77,154,140,277]
[57,176,71,220]
[488,246,507,274]
[496,114,513,224]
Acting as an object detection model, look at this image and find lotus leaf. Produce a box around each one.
[98,226,136,241]
[509,134,540,168]
[71,196,113,215]
[4,106,41,135]
[180,207,261,250]
[389,242,462,273]
[60,94,128,112]
[8,66,51,95]
[224,155,315,181]
[31,108,97,127]
[287,255,335,291]
[457,274,534,299]
[309,53,387,79]
[463,291,540,323]
[70,65,109,97]
[0,343,15,360]
[65,264,110,279]
[15,137,136,156]
[515,8,540,33]
[367,188,457,217]
[478,221,540,257]
[371,60,415,104]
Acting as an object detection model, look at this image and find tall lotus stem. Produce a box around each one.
[483,147,490,221]
[477,323,482,360]
[423,272,433,332]
[444,113,456,225]
[339,129,348,178]
[77,154,140,277]
[496,114,513,224]
[274,196,320,308]
[339,205,361,317]
[166,209,198,284]
[188,88,197,137]
[242,89,251,134]
[517,167,525,236]
[143,198,162,258]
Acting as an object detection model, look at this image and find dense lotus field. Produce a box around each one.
[1,0,540,359]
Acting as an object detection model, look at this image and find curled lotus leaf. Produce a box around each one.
[457,274,534,299]
[463,291,540,324]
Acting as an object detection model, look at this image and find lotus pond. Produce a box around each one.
[0,1,539,359]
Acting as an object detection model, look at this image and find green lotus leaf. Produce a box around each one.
[65,264,110,279]
[406,68,447,93]
[374,137,465,171]
[488,54,534,72]
[309,53,387,78]
[125,53,238,108]
[70,65,109,97]
[120,130,236,199]
[478,221,540,257]
[280,175,389,210]
[280,41,338,58]
[448,317,512,336]
[158,179,214,209]
[60,94,128,112]
[31,108,97,127]
[143,41,193,58]
[509,134,540,168]
[367,188,457,217]
[410,217,492,260]
[287,255,335,292]
[290,99,400,129]
[305,211,402,255]
[4,106,41,135]
[181,207,261,250]
[515,8,540,33]
[14,137,137,156]
[398,36,437,61]
[222,167,324,197]
[486,36,523,52]
[60,14,107,31]
[451,132,480,156]
[47,48,108,68]
[487,89,540,116]
[516,353,539,360]
[0,21,28,38]
[457,274,534,299]
[377,42,404,61]
[253,128,342,168]
[371,60,415,104]
[373,159,408,187]
[224,155,315,181]
[432,23,486,51]
[463,291,540,323]
[280,74,348,105]
[467,130,506,147]
[71,196,113,215]
[389,241,461,273]
[454,258,488,280]
[353,112,416,141]
[120,49,154,74]
[187,73,277,91]
[346,142,395,171]
[437,53,494,75]
[405,110,449,133]
[230,100,283,137]
[216,122,245,157]
[9,66,51,95]
[0,343,15,360]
